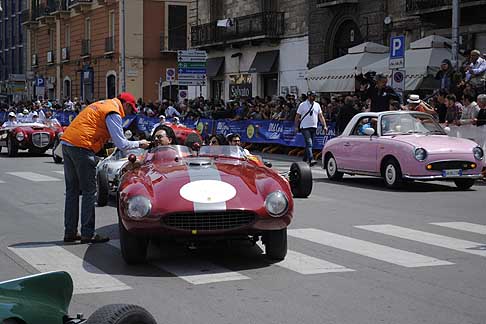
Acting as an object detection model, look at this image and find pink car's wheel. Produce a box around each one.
[383,159,403,189]
[325,155,343,181]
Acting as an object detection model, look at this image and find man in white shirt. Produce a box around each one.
[151,115,167,136]
[2,112,18,127]
[294,91,328,166]
[465,50,486,94]
[165,101,181,118]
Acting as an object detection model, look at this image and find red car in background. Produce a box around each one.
[0,120,64,157]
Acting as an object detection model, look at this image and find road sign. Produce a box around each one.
[178,79,206,86]
[389,35,405,69]
[177,56,208,63]
[178,50,207,57]
[178,68,207,74]
[178,89,188,100]
[36,77,45,87]
[177,62,207,68]
[178,74,207,80]
[166,68,176,82]
[392,70,405,93]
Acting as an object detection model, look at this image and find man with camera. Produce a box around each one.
[361,73,401,112]
[294,91,328,167]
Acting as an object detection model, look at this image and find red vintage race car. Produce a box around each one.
[0,121,63,157]
[117,145,312,264]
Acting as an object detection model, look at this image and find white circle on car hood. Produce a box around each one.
[180,180,236,204]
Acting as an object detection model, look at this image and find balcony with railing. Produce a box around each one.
[191,11,285,48]
[68,0,93,13]
[81,39,91,57]
[406,0,486,14]
[21,9,40,28]
[50,0,71,18]
[316,0,358,7]
[105,36,114,54]
[37,2,57,24]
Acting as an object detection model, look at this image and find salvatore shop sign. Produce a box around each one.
[229,74,252,98]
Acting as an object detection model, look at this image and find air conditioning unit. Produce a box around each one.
[47,51,54,64]
[32,54,38,66]
[61,47,69,61]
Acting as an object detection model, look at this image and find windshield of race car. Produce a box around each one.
[381,113,446,136]
[114,148,146,160]
[199,145,247,159]
[148,145,194,162]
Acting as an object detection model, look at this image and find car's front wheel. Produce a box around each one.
[263,228,287,261]
[52,139,63,163]
[85,304,157,324]
[325,154,344,181]
[382,159,403,189]
[119,217,148,264]
[7,137,18,157]
[454,178,475,190]
[96,173,109,207]
[289,162,313,198]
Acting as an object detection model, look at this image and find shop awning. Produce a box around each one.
[249,50,279,73]
[207,57,225,77]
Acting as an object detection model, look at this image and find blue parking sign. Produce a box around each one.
[36,77,45,87]
[389,35,405,69]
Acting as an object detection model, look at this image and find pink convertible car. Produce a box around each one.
[322,111,484,189]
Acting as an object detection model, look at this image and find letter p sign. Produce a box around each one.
[390,36,405,59]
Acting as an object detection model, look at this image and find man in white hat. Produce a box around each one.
[31,111,41,124]
[151,115,167,136]
[406,94,436,115]
[2,112,18,127]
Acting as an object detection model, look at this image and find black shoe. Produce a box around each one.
[80,233,110,244]
[309,160,317,167]
[63,233,81,243]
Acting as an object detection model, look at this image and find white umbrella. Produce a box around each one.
[362,35,462,90]
[306,42,389,92]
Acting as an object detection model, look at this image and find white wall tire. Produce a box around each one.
[326,155,343,181]
[383,159,402,189]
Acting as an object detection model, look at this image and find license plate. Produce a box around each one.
[442,169,462,177]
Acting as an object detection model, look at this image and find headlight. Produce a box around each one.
[264,190,288,217]
[15,132,25,142]
[126,196,151,219]
[414,148,427,161]
[473,147,484,160]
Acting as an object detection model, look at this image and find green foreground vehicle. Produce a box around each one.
[0,271,156,324]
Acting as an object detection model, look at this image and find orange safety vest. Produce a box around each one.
[61,98,126,153]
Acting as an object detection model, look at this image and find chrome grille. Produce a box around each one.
[429,161,475,171]
[32,132,50,148]
[162,210,256,231]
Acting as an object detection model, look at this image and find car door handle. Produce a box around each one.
[343,143,351,147]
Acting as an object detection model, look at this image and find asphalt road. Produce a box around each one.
[1,150,485,324]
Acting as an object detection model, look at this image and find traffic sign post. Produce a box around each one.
[178,50,207,87]
[389,35,405,70]
[392,70,405,94]
[166,68,176,82]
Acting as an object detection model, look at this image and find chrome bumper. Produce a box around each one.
[403,174,483,180]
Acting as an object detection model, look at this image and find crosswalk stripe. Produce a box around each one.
[109,240,249,285]
[8,244,131,294]
[289,228,453,268]
[356,224,486,257]
[53,170,64,175]
[430,222,486,235]
[256,242,354,274]
[6,172,61,182]
[0,180,5,183]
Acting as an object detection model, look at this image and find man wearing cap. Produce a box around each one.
[294,91,328,166]
[363,73,401,112]
[60,92,150,244]
[406,94,437,116]
[465,49,486,94]
[150,115,167,136]
[2,112,18,127]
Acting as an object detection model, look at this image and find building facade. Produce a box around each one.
[23,0,190,103]
[190,0,309,100]
[308,0,486,68]
[0,0,28,103]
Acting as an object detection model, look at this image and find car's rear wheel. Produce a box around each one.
[119,218,148,264]
[7,137,18,157]
[382,159,403,189]
[325,154,344,181]
[263,228,287,261]
[289,162,313,198]
[85,304,157,324]
[454,179,475,190]
[97,173,109,207]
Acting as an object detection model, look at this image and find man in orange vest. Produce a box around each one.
[61,92,150,243]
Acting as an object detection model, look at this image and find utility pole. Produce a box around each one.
[121,0,126,92]
[451,0,460,71]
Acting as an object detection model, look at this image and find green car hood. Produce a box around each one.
[0,271,73,324]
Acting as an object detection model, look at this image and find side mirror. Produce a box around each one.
[363,127,375,136]
[443,126,451,134]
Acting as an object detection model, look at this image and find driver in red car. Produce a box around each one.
[152,124,177,147]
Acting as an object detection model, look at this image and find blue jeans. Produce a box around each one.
[301,127,316,162]
[62,144,97,238]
